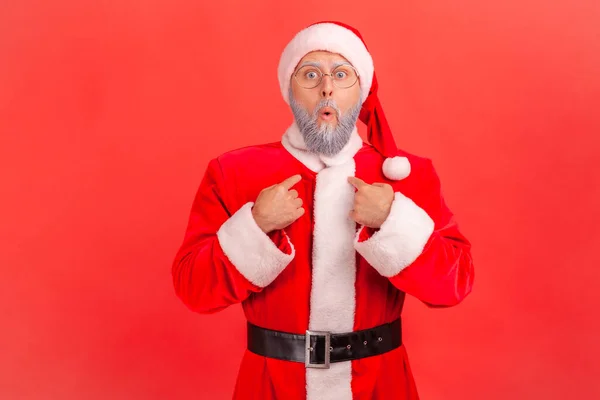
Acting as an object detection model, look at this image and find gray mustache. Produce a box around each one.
[288,85,362,157]
[312,99,341,117]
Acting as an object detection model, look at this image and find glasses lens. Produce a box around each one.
[332,65,358,88]
[295,66,322,89]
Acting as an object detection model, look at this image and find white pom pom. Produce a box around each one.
[382,156,411,180]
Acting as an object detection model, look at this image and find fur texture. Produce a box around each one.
[282,120,363,399]
[306,159,357,400]
[382,156,411,181]
[217,202,295,287]
[354,191,434,277]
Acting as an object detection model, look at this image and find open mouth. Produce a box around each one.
[319,107,337,121]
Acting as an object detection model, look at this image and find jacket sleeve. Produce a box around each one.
[171,158,296,314]
[353,158,474,307]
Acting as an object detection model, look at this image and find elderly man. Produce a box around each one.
[171,21,474,400]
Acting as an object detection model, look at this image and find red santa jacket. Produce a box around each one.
[171,122,474,400]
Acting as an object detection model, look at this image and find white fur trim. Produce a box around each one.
[354,191,434,277]
[320,130,364,168]
[382,156,411,181]
[278,23,374,105]
[306,160,357,400]
[281,121,364,171]
[216,202,295,287]
[281,124,326,173]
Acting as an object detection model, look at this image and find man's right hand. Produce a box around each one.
[251,174,305,234]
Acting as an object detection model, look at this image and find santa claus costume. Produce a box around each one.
[172,21,474,400]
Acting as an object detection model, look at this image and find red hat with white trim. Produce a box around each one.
[278,21,411,181]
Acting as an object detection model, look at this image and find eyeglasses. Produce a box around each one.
[293,64,359,89]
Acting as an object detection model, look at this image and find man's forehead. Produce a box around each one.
[298,50,351,65]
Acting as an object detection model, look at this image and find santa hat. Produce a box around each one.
[277,21,410,181]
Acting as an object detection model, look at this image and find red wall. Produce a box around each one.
[2,1,599,398]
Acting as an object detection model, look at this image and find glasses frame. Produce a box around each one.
[293,64,360,89]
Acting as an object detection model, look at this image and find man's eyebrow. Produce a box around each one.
[332,61,352,69]
[297,60,323,69]
[296,60,352,69]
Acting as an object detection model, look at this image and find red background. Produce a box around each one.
[2,0,599,399]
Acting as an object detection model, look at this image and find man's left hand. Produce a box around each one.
[348,176,395,229]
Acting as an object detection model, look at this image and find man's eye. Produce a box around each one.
[335,71,347,79]
[306,72,318,79]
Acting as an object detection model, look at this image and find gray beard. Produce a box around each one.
[289,87,362,157]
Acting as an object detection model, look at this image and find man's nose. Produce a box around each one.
[320,74,334,98]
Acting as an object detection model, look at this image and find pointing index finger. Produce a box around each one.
[348,176,368,189]
[280,174,302,190]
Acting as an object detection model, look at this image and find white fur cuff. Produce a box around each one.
[217,202,295,287]
[354,192,434,277]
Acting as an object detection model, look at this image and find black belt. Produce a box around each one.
[247,318,402,369]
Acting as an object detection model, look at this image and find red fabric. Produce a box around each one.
[310,21,399,159]
[268,229,293,255]
[357,226,378,243]
[171,141,474,399]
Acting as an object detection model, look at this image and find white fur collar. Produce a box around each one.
[281,121,364,172]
